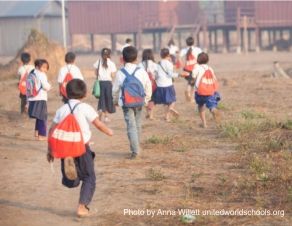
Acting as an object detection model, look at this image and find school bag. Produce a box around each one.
[92,60,101,98]
[120,67,145,107]
[26,70,42,98]
[183,48,197,72]
[18,67,29,95]
[197,66,219,96]
[48,102,86,159]
[142,62,157,92]
[60,66,73,98]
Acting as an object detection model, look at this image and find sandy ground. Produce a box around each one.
[0,51,292,226]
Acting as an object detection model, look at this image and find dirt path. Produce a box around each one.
[0,51,292,225]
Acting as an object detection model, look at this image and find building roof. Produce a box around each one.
[0,0,64,18]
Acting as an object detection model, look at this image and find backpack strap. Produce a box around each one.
[31,71,43,93]
[68,102,82,114]
[158,62,169,75]
[120,67,140,77]
[66,65,71,73]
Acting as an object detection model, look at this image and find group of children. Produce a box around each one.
[17,37,220,217]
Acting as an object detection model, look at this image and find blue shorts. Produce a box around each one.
[195,91,221,109]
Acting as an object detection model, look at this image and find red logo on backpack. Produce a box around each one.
[60,68,73,98]
[197,67,219,96]
[18,72,28,95]
[48,103,86,158]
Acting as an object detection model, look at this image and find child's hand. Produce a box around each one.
[47,147,54,163]
[180,71,189,77]
[107,128,113,136]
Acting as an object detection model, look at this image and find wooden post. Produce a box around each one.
[214,29,218,53]
[90,34,94,53]
[255,27,260,53]
[111,34,116,54]
[158,32,162,50]
[243,16,248,55]
[178,32,182,50]
[226,30,230,52]
[236,7,241,54]
[222,29,227,53]
[208,30,212,52]
[268,29,271,46]
[153,32,157,53]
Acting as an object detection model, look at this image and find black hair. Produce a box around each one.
[186,37,194,62]
[101,48,111,69]
[142,49,155,70]
[66,79,87,99]
[160,48,170,59]
[168,39,175,46]
[34,59,49,70]
[65,52,76,63]
[122,46,137,63]
[21,52,31,64]
[126,38,132,44]
[197,52,209,64]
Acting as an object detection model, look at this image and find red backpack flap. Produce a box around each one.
[197,67,219,96]
[147,72,157,92]
[18,72,28,95]
[60,70,73,98]
[184,53,196,72]
[48,103,86,158]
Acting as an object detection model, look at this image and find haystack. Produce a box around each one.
[0,28,65,80]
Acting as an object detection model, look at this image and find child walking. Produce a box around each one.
[93,48,116,122]
[179,36,202,102]
[28,59,52,140]
[57,52,84,103]
[17,52,34,115]
[47,79,113,217]
[138,49,158,120]
[192,52,221,128]
[119,38,132,63]
[112,46,152,159]
[156,48,179,122]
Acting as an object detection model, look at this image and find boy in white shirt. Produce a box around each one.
[119,38,132,63]
[57,52,84,103]
[47,79,113,218]
[113,46,152,159]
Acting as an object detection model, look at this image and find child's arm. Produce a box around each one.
[112,72,121,106]
[46,122,58,163]
[92,117,113,136]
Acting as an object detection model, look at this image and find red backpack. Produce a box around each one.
[18,67,29,95]
[60,67,73,98]
[147,72,157,92]
[197,67,219,96]
[183,48,197,72]
[48,103,86,158]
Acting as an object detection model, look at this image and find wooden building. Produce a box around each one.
[0,0,68,56]
[67,1,292,53]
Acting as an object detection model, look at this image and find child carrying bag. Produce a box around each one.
[92,60,100,98]
[197,66,219,96]
[26,70,42,98]
[60,66,73,98]
[48,102,86,159]
[18,66,29,95]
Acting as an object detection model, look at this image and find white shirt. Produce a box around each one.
[57,64,84,83]
[156,59,174,87]
[180,46,203,60]
[18,65,34,80]
[93,58,117,81]
[120,43,130,53]
[137,60,158,78]
[192,64,217,89]
[28,69,52,101]
[112,63,152,107]
[167,44,179,55]
[53,99,99,144]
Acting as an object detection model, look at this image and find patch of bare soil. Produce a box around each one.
[0,51,292,225]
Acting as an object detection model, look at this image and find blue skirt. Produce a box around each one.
[28,100,47,121]
[155,85,176,104]
[98,81,116,113]
[195,91,221,109]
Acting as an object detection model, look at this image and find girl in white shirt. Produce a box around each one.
[138,49,158,120]
[156,48,179,122]
[28,59,52,140]
[93,48,117,122]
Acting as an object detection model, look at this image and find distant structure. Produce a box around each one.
[67,1,292,54]
[0,0,68,56]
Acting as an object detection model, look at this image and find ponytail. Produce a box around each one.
[101,48,111,69]
[186,47,192,61]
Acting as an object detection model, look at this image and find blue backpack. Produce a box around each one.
[26,70,42,98]
[120,67,145,107]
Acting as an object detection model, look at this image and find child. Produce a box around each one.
[137,49,158,120]
[192,52,221,128]
[57,52,84,103]
[156,48,179,122]
[93,48,117,122]
[179,36,203,102]
[28,59,52,140]
[112,46,152,159]
[17,52,34,115]
[47,79,113,218]
[119,38,132,63]
[166,39,179,64]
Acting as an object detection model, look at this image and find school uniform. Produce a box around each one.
[155,59,177,104]
[167,44,179,63]
[53,99,99,206]
[192,64,220,109]
[93,58,116,114]
[18,65,34,113]
[28,69,51,136]
[112,63,151,156]
[138,60,158,103]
